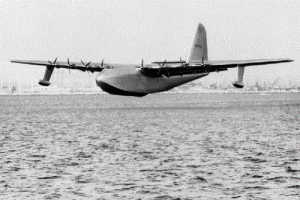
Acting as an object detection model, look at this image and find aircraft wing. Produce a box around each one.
[142,58,293,78]
[205,58,293,68]
[11,59,105,72]
[11,59,109,86]
[152,60,186,65]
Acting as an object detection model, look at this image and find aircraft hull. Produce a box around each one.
[96,66,208,96]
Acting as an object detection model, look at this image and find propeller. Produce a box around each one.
[180,57,188,76]
[67,58,75,74]
[157,60,167,75]
[81,60,91,72]
[161,59,167,67]
[93,60,104,72]
[141,59,144,67]
[48,58,57,65]
[180,57,188,67]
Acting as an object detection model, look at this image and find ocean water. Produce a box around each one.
[0,93,299,200]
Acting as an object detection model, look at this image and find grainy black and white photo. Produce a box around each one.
[1,0,299,199]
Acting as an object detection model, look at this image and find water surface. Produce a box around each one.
[0,93,299,199]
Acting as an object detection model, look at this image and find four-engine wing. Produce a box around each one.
[11,59,106,86]
[142,58,293,77]
[141,58,293,88]
[10,59,105,72]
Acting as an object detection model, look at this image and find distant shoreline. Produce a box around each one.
[0,90,299,96]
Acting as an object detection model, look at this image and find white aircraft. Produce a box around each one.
[11,23,293,97]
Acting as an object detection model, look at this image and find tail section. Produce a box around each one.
[188,23,208,63]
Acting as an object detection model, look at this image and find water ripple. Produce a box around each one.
[0,93,299,199]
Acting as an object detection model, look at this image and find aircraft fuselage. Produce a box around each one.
[96,65,208,96]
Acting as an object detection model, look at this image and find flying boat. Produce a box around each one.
[11,23,293,97]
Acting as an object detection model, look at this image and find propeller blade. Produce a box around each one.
[101,59,104,68]
[67,58,71,74]
[81,60,91,67]
[141,59,144,67]
[180,57,184,67]
[81,60,91,73]
[163,59,167,66]
[48,58,57,65]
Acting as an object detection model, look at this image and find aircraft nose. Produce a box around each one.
[95,73,120,95]
[95,73,105,87]
[95,72,115,91]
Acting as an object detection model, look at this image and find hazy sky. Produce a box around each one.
[1,0,299,86]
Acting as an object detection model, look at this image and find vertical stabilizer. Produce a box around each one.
[188,23,208,63]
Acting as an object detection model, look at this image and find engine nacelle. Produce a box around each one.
[38,65,54,86]
[232,66,244,88]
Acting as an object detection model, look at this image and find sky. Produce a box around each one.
[1,0,299,86]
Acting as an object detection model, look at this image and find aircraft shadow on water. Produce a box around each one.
[11,23,293,97]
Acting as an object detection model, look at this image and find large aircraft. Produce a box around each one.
[11,23,293,97]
